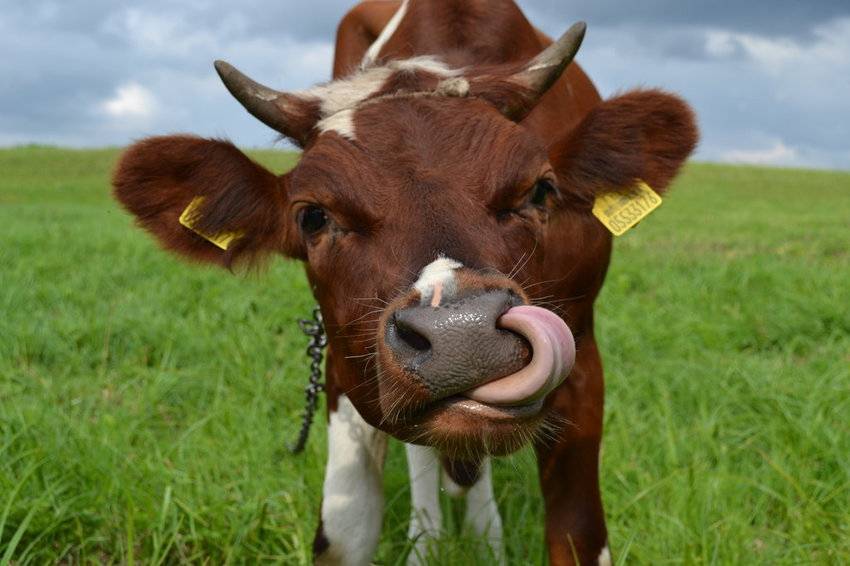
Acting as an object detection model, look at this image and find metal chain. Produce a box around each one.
[289,305,327,454]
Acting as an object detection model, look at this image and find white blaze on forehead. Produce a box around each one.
[310,66,393,139]
[362,0,410,68]
[312,56,461,139]
[414,257,463,306]
[295,0,468,141]
[316,108,357,140]
[308,66,393,117]
[319,395,387,565]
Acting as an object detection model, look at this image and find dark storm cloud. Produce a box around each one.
[1,0,848,168]
[520,0,850,39]
[39,0,840,43]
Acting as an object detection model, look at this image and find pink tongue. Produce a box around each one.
[466,306,576,407]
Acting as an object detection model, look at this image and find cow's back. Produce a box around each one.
[333,0,601,144]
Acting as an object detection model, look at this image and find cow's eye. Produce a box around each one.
[299,205,328,235]
[529,179,555,207]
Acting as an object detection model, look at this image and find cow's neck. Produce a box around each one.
[367,0,545,69]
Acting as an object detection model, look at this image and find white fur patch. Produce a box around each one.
[312,56,463,139]
[405,444,443,566]
[413,256,463,306]
[311,67,393,138]
[391,56,459,78]
[291,0,467,140]
[319,395,388,566]
[309,66,393,117]
[598,545,612,566]
[463,459,504,564]
[316,108,357,140]
[362,0,410,68]
[436,77,470,98]
[305,1,466,142]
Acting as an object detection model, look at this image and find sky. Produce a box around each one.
[1,0,849,170]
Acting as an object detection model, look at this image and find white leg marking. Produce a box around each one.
[405,443,443,566]
[598,545,612,566]
[413,256,463,306]
[463,458,504,564]
[318,395,388,566]
[362,0,410,68]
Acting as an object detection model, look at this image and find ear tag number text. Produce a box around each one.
[592,180,662,236]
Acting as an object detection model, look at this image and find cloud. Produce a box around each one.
[703,18,850,73]
[518,0,850,41]
[722,140,798,166]
[525,13,850,170]
[0,0,848,170]
[101,83,156,119]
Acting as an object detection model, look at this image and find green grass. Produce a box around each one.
[1,146,848,564]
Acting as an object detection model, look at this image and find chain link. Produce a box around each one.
[289,305,327,454]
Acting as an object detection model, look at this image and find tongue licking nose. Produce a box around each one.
[467,306,576,406]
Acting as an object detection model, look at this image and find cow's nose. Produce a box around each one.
[384,290,531,400]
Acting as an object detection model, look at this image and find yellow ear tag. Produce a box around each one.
[592,180,662,236]
[179,197,240,251]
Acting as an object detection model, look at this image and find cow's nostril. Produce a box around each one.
[396,320,431,352]
[383,290,532,400]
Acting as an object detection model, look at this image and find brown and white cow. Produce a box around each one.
[112,1,698,564]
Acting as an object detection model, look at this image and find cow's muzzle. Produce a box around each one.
[384,290,576,408]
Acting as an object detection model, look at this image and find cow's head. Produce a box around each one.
[113,23,697,457]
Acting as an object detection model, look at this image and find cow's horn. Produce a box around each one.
[518,21,586,94]
[495,21,586,119]
[214,60,316,146]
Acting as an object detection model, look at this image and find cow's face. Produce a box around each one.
[113,24,697,456]
[290,95,576,454]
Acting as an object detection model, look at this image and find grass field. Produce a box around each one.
[1,146,848,564]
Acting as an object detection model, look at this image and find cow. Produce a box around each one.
[112,1,698,564]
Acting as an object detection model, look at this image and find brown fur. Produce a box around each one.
[111,1,699,564]
[552,89,699,208]
[112,136,298,267]
[441,456,483,488]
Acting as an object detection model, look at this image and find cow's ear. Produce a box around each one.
[550,89,698,207]
[113,135,294,268]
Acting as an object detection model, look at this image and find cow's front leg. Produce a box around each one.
[314,394,388,566]
[405,444,443,566]
[408,449,505,565]
[535,339,609,566]
[442,456,504,564]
